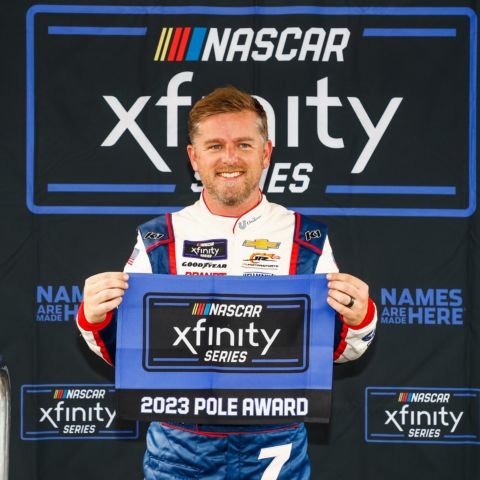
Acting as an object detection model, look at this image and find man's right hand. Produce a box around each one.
[82,272,129,324]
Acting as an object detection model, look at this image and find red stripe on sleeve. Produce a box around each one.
[333,321,348,361]
[289,213,300,273]
[176,27,191,61]
[77,301,113,332]
[166,213,177,274]
[92,330,113,366]
[289,243,299,274]
[167,28,183,61]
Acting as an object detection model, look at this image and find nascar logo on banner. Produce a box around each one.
[115,273,335,424]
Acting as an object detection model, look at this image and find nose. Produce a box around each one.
[223,144,236,163]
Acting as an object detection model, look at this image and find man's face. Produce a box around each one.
[187,110,272,211]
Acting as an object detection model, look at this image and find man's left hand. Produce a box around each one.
[326,272,369,326]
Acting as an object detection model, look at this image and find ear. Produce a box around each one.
[187,144,198,172]
[262,139,273,169]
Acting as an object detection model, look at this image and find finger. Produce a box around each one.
[90,297,124,317]
[85,277,129,296]
[327,296,352,318]
[327,296,366,327]
[328,288,353,307]
[327,272,367,290]
[92,288,127,305]
[328,280,360,298]
[86,272,129,285]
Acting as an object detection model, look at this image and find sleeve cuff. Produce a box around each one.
[342,298,376,331]
[77,301,114,332]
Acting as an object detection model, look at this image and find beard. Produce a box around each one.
[202,175,256,207]
[200,164,262,208]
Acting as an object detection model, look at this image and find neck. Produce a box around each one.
[202,190,262,217]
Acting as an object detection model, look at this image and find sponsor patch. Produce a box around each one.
[244,253,280,264]
[181,261,227,269]
[185,271,227,276]
[243,239,280,250]
[237,216,260,230]
[144,231,165,240]
[304,229,322,241]
[243,272,274,277]
[242,253,280,270]
[362,330,376,342]
[183,239,227,260]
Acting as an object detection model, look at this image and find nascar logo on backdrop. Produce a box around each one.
[27,5,476,216]
[152,26,350,62]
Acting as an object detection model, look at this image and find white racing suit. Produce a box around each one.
[77,194,377,480]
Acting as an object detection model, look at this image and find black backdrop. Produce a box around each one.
[1,0,479,478]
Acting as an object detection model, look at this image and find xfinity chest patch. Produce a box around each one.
[183,239,227,260]
[116,273,334,424]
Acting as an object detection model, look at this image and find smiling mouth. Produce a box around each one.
[218,171,242,178]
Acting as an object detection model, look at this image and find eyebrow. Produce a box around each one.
[203,137,256,144]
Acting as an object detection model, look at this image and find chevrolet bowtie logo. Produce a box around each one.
[243,239,280,250]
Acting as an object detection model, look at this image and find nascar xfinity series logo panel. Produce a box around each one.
[365,387,480,444]
[143,293,310,372]
[21,384,139,440]
[26,5,476,216]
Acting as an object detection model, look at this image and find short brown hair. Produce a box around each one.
[188,86,268,142]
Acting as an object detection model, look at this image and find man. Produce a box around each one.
[77,86,377,479]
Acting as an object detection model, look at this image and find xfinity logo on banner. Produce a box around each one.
[21,384,139,440]
[379,288,464,326]
[26,5,476,216]
[365,387,480,444]
[35,285,82,322]
[143,293,309,372]
[102,73,401,174]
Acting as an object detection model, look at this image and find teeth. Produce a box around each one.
[219,172,241,178]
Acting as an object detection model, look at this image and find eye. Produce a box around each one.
[239,143,252,149]
[208,144,222,151]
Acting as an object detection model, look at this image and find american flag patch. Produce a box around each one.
[127,248,139,265]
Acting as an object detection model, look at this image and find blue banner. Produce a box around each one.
[116,273,335,423]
